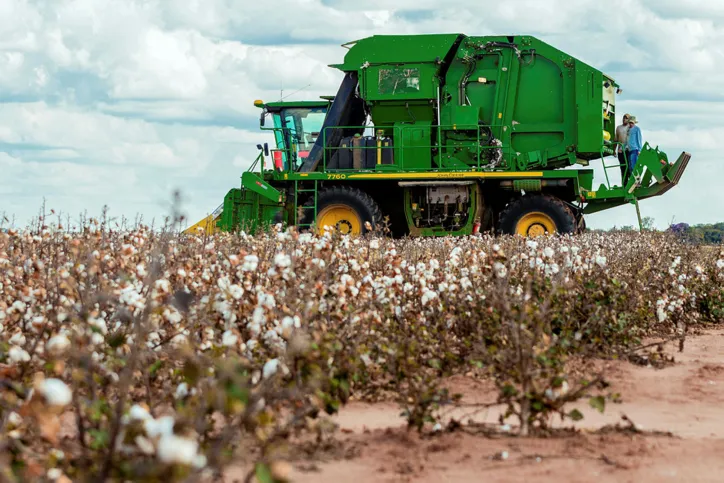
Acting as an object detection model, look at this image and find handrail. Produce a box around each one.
[247,151,265,175]
[320,123,512,172]
[599,141,629,189]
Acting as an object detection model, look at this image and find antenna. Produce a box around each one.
[279,84,312,101]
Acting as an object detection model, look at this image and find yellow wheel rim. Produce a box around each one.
[515,212,556,237]
[316,204,362,236]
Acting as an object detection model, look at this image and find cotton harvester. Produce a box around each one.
[185,34,690,237]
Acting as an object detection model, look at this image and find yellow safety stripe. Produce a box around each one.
[342,171,545,180]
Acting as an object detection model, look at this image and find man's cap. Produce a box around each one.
[628,115,638,124]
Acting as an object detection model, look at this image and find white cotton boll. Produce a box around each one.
[47,468,63,480]
[89,317,108,335]
[38,378,72,407]
[49,449,64,461]
[369,239,380,250]
[144,415,175,439]
[252,306,266,325]
[170,334,187,347]
[154,279,171,294]
[421,289,438,306]
[242,255,259,272]
[9,346,30,363]
[281,316,295,331]
[136,264,147,277]
[7,412,22,427]
[543,247,555,258]
[247,320,262,337]
[9,333,26,346]
[46,334,71,356]
[129,404,152,422]
[10,300,26,314]
[263,329,283,347]
[90,332,105,346]
[259,293,276,309]
[228,284,243,300]
[656,299,667,323]
[222,330,238,347]
[494,262,508,278]
[717,260,724,270]
[157,433,201,466]
[163,307,183,324]
[263,358,280,379]
[274,253,292,268]
[174,382,189,400]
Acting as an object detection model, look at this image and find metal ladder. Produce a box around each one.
[294,179,319,230]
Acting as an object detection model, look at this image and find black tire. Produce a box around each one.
[300,186,383,235]
[498,194,576,236]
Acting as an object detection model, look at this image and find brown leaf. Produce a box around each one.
[0,364,18,378]
[24,459,44,480]
[38,412,62,445]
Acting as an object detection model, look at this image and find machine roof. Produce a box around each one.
[330,34,464,71]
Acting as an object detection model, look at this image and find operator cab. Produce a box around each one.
[258,100,330,171]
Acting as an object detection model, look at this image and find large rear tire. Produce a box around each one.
[498,194,576,237]
[301,186,382,236]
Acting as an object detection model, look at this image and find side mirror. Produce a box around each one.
[256,144,263,151]
[263,143,270,156]
[260,110,266,127]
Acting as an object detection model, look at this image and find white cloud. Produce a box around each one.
[0,0,720,230]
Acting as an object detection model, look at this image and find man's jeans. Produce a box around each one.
[628,150,640,176]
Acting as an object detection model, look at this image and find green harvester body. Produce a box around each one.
[187,33,690,237]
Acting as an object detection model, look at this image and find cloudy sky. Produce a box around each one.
[1,0,721,230]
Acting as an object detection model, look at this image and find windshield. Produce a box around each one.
[272,107,327,170]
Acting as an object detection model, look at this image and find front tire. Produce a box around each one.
[300,186,382,236]
[498,194,576,237]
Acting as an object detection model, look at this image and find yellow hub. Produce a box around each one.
[316,204,362,235]
[515,212,556,237]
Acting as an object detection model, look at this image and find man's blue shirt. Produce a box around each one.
[627,125,643,152]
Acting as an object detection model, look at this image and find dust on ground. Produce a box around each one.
[226,328,724,483]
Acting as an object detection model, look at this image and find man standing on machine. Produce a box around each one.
[626,115,643,185]
[616,113,630,185]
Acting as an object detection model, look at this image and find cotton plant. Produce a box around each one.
[1,221,723,480]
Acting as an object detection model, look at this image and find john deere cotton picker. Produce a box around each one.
[185,34,691,237]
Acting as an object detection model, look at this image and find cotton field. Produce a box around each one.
[0,224,722,481]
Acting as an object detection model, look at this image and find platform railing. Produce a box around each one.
[318,123,513,172]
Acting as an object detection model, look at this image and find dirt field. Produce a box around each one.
[227,328,724,482]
